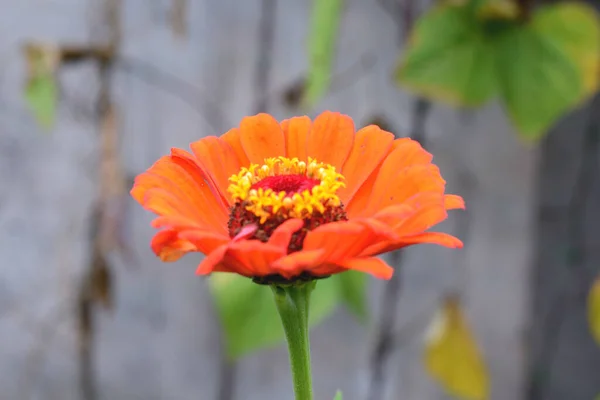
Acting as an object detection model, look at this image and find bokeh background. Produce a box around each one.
[1,0,599,399]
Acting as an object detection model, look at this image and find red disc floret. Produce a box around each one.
[250,174,320,196]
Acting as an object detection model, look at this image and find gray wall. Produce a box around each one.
[3,0,590,399]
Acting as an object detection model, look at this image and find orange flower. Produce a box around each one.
[131,111,464,282]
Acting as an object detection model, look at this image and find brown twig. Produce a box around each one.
[171,0,188,38]
[366,98,432,400]
[527,95,600,400]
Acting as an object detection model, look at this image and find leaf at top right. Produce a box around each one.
[494,2,600,141]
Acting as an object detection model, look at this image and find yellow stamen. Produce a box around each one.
[227,157,345,223]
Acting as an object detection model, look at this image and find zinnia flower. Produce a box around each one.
[131,111,464,282]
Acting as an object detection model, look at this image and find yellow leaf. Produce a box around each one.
[477,0,520,20]
[587,278,600,345]
[424,295,489,400]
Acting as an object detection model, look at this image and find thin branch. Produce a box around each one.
[116,56,227,133]
[215,3,278,400]
[282,51,378,109]
[367,251,404,400]
[527,95,600,400]
[366,98,432,400]
[253,0,277,114]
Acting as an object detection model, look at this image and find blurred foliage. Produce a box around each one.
[210,271,368,359]
[424,295,489,400]
[304,0,344,107]
[23,42,60,130]
[333,390,343,400]
[396,0,600,140]
[337,270,369,322]
[588,277,600,345]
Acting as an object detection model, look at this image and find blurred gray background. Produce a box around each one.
[0,0,599,399]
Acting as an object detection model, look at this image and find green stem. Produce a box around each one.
[271,282,315,400]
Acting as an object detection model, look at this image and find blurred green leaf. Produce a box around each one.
[304,0,343,107]
[395,5,497,107]
[531,3,600,100]
[333,390,343,400]
[25,75,57,130]
[336,271,368,322]
[494,3,599,140]
[23,42,60,130]
[210,273,338,359]
[397,0,600,140]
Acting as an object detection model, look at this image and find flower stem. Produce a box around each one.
[272,282,315,400]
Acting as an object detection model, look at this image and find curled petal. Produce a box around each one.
[151,230,197,262]
[339,257,394,280]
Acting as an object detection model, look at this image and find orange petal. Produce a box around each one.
[307,263,346,276]
[190,136,242,204]
[143,188,204,224]
[394,201,448,236]
[221,128,250,167]
[339,257,394,279]
[400,232,463,248]
[132,156,222,218]
[361,232,464,256]
[338,125,394,204]
[371,204,414,227]
[225,241,286,276]
[133,170,200,220]
[197,240,284,277]
[240,113,285,164]
[390,138,433,167]
[367,164,446,215]
[307,111,354,171]
[345,165,380,219]
[151,230,197,262]
[178,230,231,255]
[272,249,327,275]
[197,244,229,275]
[445,194,465,210]
[281,116,311,161]
[151,215,201,230]
[347,138,434,217]
[267,218,304,249]
[169,148,230,212]
[302,220,394,264]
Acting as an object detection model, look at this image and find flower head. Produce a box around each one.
[131,111,464,282]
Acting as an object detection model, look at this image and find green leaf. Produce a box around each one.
[494,3,600,140]
[333,390,343,400]
[210,274,339,359]
[395,5,497,107]
[494,25,581,140]
[304,0,344,107]
[23,43,60,130]
[25,74,57,130]
[335,271,368,322]
[531,3,600,100]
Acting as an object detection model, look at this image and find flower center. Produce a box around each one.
[227,157,348,254]
[251,174,320,196]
